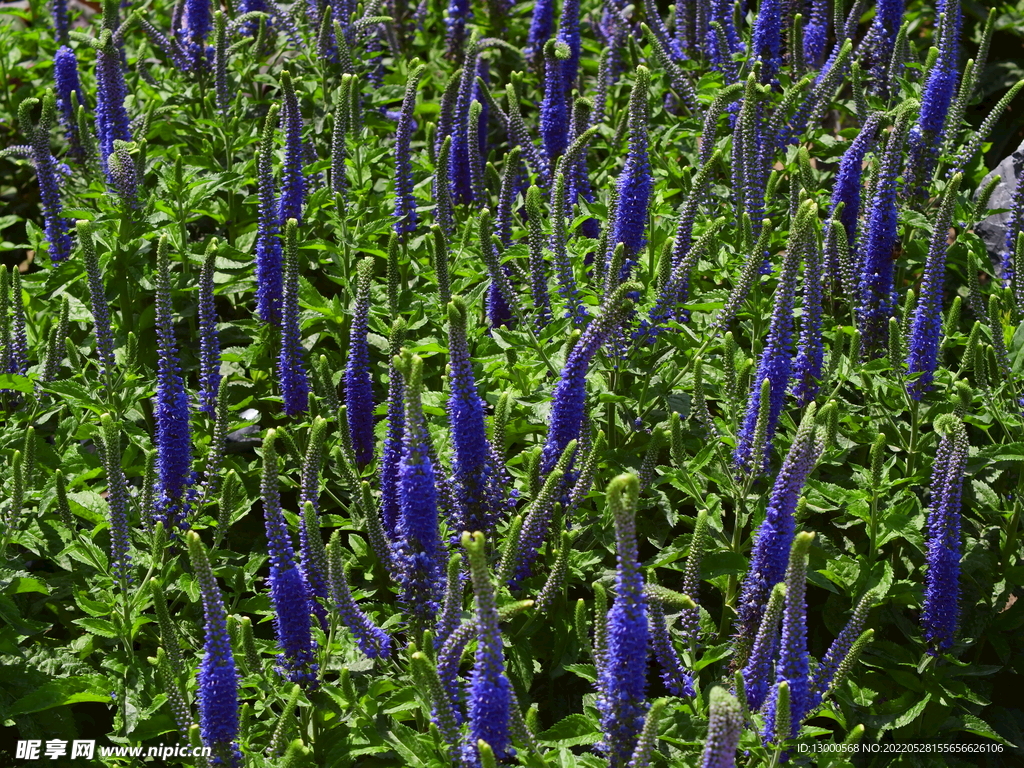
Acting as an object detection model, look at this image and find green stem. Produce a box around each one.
[638,334,715,423]
[524,322,559,378]
[607,370,618,450]
[868,485,880,568]
[0,49,13,118]
[1001,465,1023,573]
[718,492,749,638]
[906,398,919,480]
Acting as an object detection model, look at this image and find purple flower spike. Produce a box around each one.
[540,282,637,476]
[906,7,961,192]
[299,434,331,632]
[346,258,375,466]
[734,201,815,474]
[94,31,132,181]
[153,236,195,533]
[53,46,87,163]
[278,71,308,226]
[279,220,310,416]
[181,0,212,70]
[763,531,814,741]
[394,351,445,627]
[736,408,822,660]
[751,0,781,83]
[327,530,393,659]
[861,0,904,95]
[393,66,424,237]
[825,114,880,275]
[699,687,743,768]
[609,66,652,282]
[792,214,824,406]
[706,0,743,74]
[858,105,913,355]
[380,320,407,539]
[444,0,471,59]
[808,591,875,710]
[740,582,784,713]
[525,0,555,67]
[5,268,28,376]
[261,430,319,688]
[596,474,649,768]
[921,417,968,654]
[650,600,694,698]
[187,532,241,767]
[461,532,514,764]
[197,240,222,415]
[20,96,74,263]
[803,0,829,68]
[541,41,571,166]
[255,104,283,326]
[556,0,580,94]
[449,50,478,205]
[447,298,496,537]
[51,0,71,43]
[907,175,961,399]
[472,59,490,163]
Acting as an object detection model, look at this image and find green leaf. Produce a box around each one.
[41,380,104,413]
[3,576,49,595]
[0,595,50,635]
[562,664,597,683]
[0,373,35,393]
[68,491,110,525]
[381,722,430,767]
[74,617,119,638]
[6,676,111,716]
[886,694,931,731]
[538,713,603,747]
[701,551,748,579]
[977,443,1024,462]
[75,593,112,616]
[951,714,1016,747]
[694,642,733,671]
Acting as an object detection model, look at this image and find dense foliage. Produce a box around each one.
[1,0,1024,765]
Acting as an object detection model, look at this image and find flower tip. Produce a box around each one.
[606,472,639,509]
[793,530,815,555]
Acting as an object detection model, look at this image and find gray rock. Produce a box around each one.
[225,407,262,454]
[975,137,1024,277]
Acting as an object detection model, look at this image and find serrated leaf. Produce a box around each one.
[694,642,732,671]
[563,664,597,683]
[68,491,109,524]
[885,694,931,731]
[6,676,111,716]
[75,593,112,616]
[41,380,103,413]
[971,479,1001,509]
[3,576,49,595]
[0,373,35,393]
[951,714,1017,747]
[382,722,430,767]
[0,595,50,635]
[538,713,603,747]
[74,617,119,638]
[977,443,1024,462]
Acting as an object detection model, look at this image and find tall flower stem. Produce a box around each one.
[596,474,649,768]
